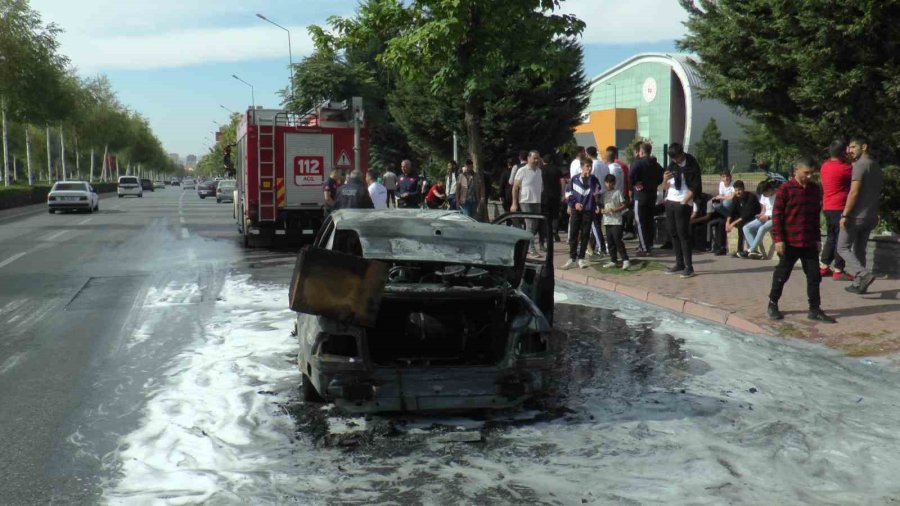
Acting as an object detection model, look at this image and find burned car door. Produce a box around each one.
[289,246,389,327]
[491,212,555,324]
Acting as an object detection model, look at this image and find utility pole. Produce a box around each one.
[46,125,52,182]
[59,127,67,181]
[1,98,8,187]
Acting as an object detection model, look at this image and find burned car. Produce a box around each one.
[290,209,555,412]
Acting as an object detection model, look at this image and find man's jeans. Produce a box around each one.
[520,203,542,252]
[743,218,773,252]
[836,217,877,280]
[821,210,845,269]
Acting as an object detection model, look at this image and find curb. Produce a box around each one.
[555,267,772,336]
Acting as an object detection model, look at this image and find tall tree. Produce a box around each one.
[379,0,584,219]
[693,118,724,174]
[679,0,900,158]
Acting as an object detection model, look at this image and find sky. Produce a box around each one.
[29,0,688,161]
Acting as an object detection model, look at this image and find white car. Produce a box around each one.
[153,181,165,189]
[48,181,100,213]
[117,176,143,198]
[182,178,196,190]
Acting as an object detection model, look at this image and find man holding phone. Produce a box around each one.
[663,143,703,278]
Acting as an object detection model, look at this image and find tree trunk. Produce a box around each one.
[25,124,33,185]
[101,145,108,181]
[89,147,94,182]
[59,127,66,181]
[464,98,488,222]
[1,98,9,187]
[46,125,52,183]
[74,135,80,180]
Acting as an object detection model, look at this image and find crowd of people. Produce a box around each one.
[322,136,885,324]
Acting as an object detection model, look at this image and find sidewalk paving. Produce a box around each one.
[551,235,900,357]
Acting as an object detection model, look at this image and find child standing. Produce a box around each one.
[563,159,601,269]
[600,174,631,270]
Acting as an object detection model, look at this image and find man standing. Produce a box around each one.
[323,170,340,211]
[445,160,460,210]
[569,146,586,179]
[563,158,600,269]
[663,143,702,278]
[630,142,663,256]
[838,137,885,294]
[541,154,565,242]
[819,140,852,279]
[382,167,398,207]
[366,171,387,210]
[499,158,515,213]
[396,160,420,208]
[333,170,375,210]
[511,150,544,255]
[456,159,483,218]
[767,158,835,322]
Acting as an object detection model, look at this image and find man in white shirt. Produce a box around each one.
[742,181,776,257]
[382,169,398,207]
[711,170,736,217]
[366,171,388,209]
[605,150,624,194]
[512,150,544,254]
[569,146,586,179]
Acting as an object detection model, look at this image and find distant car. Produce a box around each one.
[197,180,217,199]
[182,178,196,190]
[118,176,143,198]
[141,178,154,192]
[153,181,165,189]
[48,181,99,213]
[170,179,181,187]
[216,180,236,203]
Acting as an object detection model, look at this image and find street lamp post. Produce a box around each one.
[220,104,235,114]
[256,13,294,101]
[232,74,255,111]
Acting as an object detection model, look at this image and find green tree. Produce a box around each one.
[678,0,900,158]
[693,118,724,174]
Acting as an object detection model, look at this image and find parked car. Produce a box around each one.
[215,180,236,203]
[197,180,217,199]
[117,176,143,198]
[48,181,99,213]
[182,178,196,190]
[153,181,165,189]
[141,178,154,192]
[291,209,555,413]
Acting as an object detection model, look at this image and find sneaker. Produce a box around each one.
[807,309,836,323]
[665,265,685,274]
[767,301,784,320]
[622,260,632,271]
[578,259,590,269]
[748,251,763,259]
[554,234,562,243]
[562,259,576,270]
[819,266,834,277]
[680,268,695,279]
[602,261,618,268]
[737,251,749,259]
[714,249,727,256]
[590,252,605,262]
[845,272,875,294]
[833,271,854,282]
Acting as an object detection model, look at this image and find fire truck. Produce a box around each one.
[234,97,367,247]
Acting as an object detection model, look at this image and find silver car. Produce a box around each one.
[290,209,555,413]
[216,180,236,203]
[48,181,100,213]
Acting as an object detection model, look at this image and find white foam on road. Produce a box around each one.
[143,282,201,307]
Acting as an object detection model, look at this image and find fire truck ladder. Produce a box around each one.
[257,114,277,222]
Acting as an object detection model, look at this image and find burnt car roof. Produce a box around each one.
[329,209,533,267]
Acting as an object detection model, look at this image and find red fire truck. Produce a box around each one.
[234,97,367,246]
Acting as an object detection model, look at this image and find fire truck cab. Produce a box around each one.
[234,97,367,247]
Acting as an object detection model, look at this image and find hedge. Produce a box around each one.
[0,183,118,211]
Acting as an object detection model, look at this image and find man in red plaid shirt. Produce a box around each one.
[767,158,836,323]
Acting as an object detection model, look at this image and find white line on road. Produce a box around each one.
[44,230,68,241]
[181,227,190,239]
[77,217,93,225]
[0,252,28,270]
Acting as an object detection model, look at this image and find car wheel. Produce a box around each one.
[301,373,323,403]
[48,209,55,214]
[86,205,93,214]
[216,199,221,204]
[95,203,99,211]
[138,194,143,198]
[118,195,123,198]
[200,195,206,199]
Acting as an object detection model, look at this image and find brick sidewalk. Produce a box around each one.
[552,235,900,356]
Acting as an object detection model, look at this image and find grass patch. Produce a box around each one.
[776,323,806,339]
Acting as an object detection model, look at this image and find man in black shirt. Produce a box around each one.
[541,154,565,242]
[333,170,375,210]
[629,142,664,256]
[725,180,760,258]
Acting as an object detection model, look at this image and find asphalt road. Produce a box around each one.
[0,187,295,504]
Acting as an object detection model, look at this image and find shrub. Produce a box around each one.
[0,182,118,211]
[880,165,900,234]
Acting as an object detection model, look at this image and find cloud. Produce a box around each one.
[561,0,689,45]
[60,25,315,72]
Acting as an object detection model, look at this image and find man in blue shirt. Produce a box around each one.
[396,159,420,208]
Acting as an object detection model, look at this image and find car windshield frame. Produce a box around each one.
[52,182,89,192]
[119,177,139,184]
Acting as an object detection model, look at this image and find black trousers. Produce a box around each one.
[820,210,845,270]
[605,225,629,263]
[634,194,655,252]
[569,210,592,259]
[590,213,606,253]
[769,245,822,310]
[665,201,693,269]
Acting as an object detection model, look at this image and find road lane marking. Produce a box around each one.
[44,230,68,241]
[0,252,28,269]
[181,227,190,239]
[78,217,93,225]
